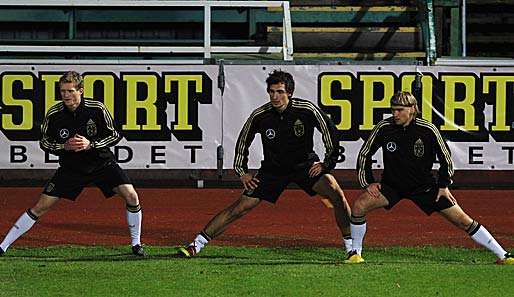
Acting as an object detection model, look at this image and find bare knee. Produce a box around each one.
[351,193,377,216]
[315,175,348,207]
[31,201,47,216]
[30,194,59,217]
[230,203,253,217]
[122,190,139,207]
[453,214,474,231]
[439,206,474,231]
[226,206,246,219]
[30,205,48,217]
[114,184,139,206]
[227,196,259,218]
[352,198,368,216]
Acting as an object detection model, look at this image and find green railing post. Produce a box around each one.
[419,0,437,65]
[68,8,76,40]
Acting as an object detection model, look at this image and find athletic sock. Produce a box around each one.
[0,209,38,252]
[126,204,142,247]
[343,235,353,253]
[190,230,211,254]
[350,214,367,256]
[468,221,507,259]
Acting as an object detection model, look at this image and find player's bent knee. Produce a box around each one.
[231,196,259,216]
[351,201,365,215]
[123,191,139,206]
[352,197,372,215]
[30,207,46,218]
[458,217,475,231]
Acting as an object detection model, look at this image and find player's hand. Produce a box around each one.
[436,187,457,205]
[308,162,323,177]
[64,134,91,152]
[366,183,382,198]
[240,173,259,191]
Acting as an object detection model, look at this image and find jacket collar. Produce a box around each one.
[64,98,85,114]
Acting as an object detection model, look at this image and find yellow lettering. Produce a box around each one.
[1,75,33,130]
[320,75,352,130]
[441,75,478,131]
[359,75,395,130]
[84,75,116,115]
[164,75,203,130]
[483,76,514,131]
[122,75,160,131]
[41,74,61,113]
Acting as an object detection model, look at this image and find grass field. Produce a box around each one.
[0,246,512,297]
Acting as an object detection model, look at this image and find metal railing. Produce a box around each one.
[417,0,437,65]
[0,1,294,61]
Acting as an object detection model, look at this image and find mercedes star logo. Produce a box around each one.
[386,141,397,152]
[59,128,70,139]
[265,129,276,139]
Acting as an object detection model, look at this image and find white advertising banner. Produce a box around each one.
[1,64,514,170]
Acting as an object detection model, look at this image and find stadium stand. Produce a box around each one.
[0,0,438,64]
[0,1,513,64]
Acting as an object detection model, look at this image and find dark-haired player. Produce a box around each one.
[178,70,352,258]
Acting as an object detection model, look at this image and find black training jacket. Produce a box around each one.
[233,98,339,176]
[39,98,121,174]
[357,117,454,194]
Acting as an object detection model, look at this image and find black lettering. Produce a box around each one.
[469,146,483,164]
[336,145,346,163]
[44,152,59,163]
[151,145,166,164]
[184,145,202,163]
[502,146,514,164]
[10,145,27,163]
[115,146,133,163]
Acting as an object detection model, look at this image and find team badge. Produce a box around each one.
[265,129,276,139]
[386,142,396,152]
[414,138,424,157]
[86,119,97,137]
[59,128,69,139]
[294,119,304,137]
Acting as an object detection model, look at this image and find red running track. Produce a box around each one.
[0,187,513,248]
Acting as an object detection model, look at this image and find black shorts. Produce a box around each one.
[242,167,328,203]
[380,183,454,215]
[42,163,132,201]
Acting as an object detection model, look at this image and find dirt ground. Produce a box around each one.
[0,187,513,248]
